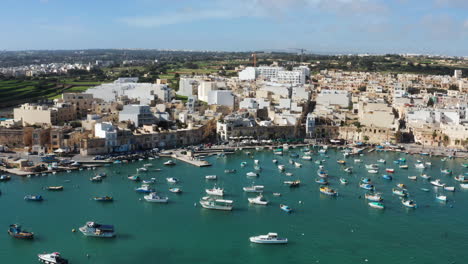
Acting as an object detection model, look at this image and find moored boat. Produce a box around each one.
[430,179,445,187]
[385,168,395,173]
[436,195,447,202]
[224,169,236,174]
[301,155,312,161]
[315,178,328,185]
[144,192,169,203]
[166,177,178,183]
[90,175,103,182]
[246,172,259,177]
[38,252,68,264]
[248,194,269,205]
[249,233,288,244]
[408,176,417,181]
[169,187,182,193]
[392,188,407,197]
[454,175,468,183]
[46,186,63,191]
[340,178,348,184]
[0,175,11,181]
[368,202,385,209]
[284,180,300,187]
[280,204,292,213]
[444,186,455,192]
[135,184,154,193]
[79,221,115,237]
[277,165,285,171]
[128,175,140,181]
[365,192,383,202]
[243,185,264,193]
[319,186,337,196]
[402,199,417,208]
[360,183,374,191]
[206,186,224,196]
[93,196,113,202]
[8,224,34,239]
[205,175,217,180]
[399,165,409,169]
[24,195,43,201]
[199,196,233,211]
[368,169,378,174]
[163,160,176,166]
[382,174,392,180]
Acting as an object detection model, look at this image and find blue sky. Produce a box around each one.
[1,0,467,55]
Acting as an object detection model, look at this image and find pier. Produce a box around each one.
[161,150,212,167]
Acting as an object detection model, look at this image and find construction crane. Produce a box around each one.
[251,53,257,67]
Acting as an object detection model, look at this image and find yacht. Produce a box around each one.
[248,194,269,205]
[249,233,288,244]
[243,185,264,193]
[38,252,68,264]
[79,221,115,238]
[206,186,224,196]
[163,160,176,166]
[144,192,169,203]
[199,196,233,211]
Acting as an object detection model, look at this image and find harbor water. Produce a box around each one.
[1,148,468,264]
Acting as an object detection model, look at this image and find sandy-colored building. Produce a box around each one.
[14,103,76,126]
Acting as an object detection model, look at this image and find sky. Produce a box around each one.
[1,0,467,56]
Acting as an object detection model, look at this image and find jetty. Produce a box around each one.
[162,150,212,167]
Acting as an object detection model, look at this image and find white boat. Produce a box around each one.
[430,179,445,187]
[272,159,278,163]
[294,162,302,168]
[408,176,417,181]
[318,149,327,154]
[273,151,283,156]
[278,165,285,171]
[285,172,293,177]
[143,163,153,167]
[243,185,264,193]
[365,164,379,169]
[436,195,447,202]
[273,193,281,196]
[415,163,425,169]
[365,193,383,202]
[144,192,169,203]
[254,160,259,165]
[420,174,431,179]
[444,186,455,192]
[246,172,259,177]
[163,160,176,166]
[368,202,385,210]
[460,183,468,189]
[377,159,386,164]
[248,194,269,205]
[205,175,217,180]
[199,196,233,211]
[136,167,148,172]
[368,170,379,174]
[249,233,288,244]
[206,186,224,196]
[354,159,362,163]
[301,155,312,160]
[169,187,182,193]
[402,199,417,208]
[38,252,68,264]
[289,159,294,165]
[166,177,178,184]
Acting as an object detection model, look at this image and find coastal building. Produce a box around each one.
[207,90,234,107]
[178,78,199,96]
[94,122,117,148]
[60,93,94,117]
[14,103,76,126]
[118,105,155,127]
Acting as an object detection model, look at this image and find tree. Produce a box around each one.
[427,97,434,107]
[363,135,369,141]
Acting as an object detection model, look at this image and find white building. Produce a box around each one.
[238,67,257,81]
[276,71,305,85]
[178,78,199,96]
[197,81,214,102]
[207,90,234,107]
[316,90,351,108]
[454,69,463,79]
[94,122,117,147]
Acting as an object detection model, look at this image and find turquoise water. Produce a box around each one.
[1,148,467,264]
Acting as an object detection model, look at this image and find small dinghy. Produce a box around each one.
[444,186,455,192]
[340,178,348,185]
[315,178,328,185]
[436,195,447,202]
[246,172,259,177]
[280,204,292,213]
[169,187,182,193]
[402,199,417,208]
[408,176,417,181]
[382,174,392,180]
[205,175,217,180]
[368,202,385,210]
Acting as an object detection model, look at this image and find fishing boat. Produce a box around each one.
[166,177,178,183]
[368,169,379,174]
[240,161,247,167]
[460,183,468,189]
[93,196,113,202]
[317,169,328,178]
[278,165,285,171]
[340,178,348,184]
[368,202,385,209]
[454,175,468,183]
[392,188,407,197]
[420,174,431,180]
[169,187,182,193]
[397,183,406,189]
[361,178,372,184]
[249,233,288,244]
[248,194,269,205]
[360,184,374,191]
[315,178,328,185]
[206,186,224,196]
[294,162,302,168]
[408,176,417,181]
[8,224,34,239]
[382,174,392,180]
[24,195,42,201]
[38,252,68,264]
[280,204,292,213]
[128,175,140,181]
[243,185,264,193]
[402,199,417,208]
[301,155,312,161]
[399,165,409,169]
[444,186,455,192]
[90,175,103,182]
[144,192,169,203]
[46,186,63,191]
[377,159,386,164]
[79,221,115,237]
[319,186,337,196]
[135,184,154,193]
[199,196,233,211]
[0,175,11,181]
[365,192,383,202]
[163,160,176,166]
[436,195,447,202]
[205,175,217,180]
[246,172,259,177]
[430,179,445,187]
[441,169,452,175]
[136,167,148,173]
[337,160,346,165]
[385,168,395,173]
[284,180,300,187]
[224,169,236,174]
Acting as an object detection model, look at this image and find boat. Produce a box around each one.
[8,224,34,239]
[317,169,328,178]
[248,194,269,205]
[441,169,452,175]
[315,160,322,165]
[365,164,379,170]
[128,175,140,181]
[46,186,63,191]
[340,178,348,185]
[365,192,383,202]
[163,160,176,166]
[254,160,259,165]
[38,252,68,264]
[285,172,293,176]
[385,168,395,173]
[142,179,155,184]
[315,178,328,185]
[240,161,247,167]
[272,159,278,163]
[301,155,312,161]
[368,202,385,209]
[205,175,217,180]
[408,176,417,181]
[454,175,468,183]
[294,162,302,168]
[144,192,169,203]
[430,179,445,187]
[460,183,468,189]
[206,186,224,196]
[224,169,236,174]
[462,163,468,168]
[354,159,362,163]
[93,196,113,202]
[280,204,292,213]
[318,148,327,154]
[136,167,148,173]
[402,199,417,208]
[90,175,103,182]
[420,188,430,192]
[344,167,352,173]
[249,233,288,244]
[135,184,154,193]
[382,174,392,180]
[425,162,432,167]
[243,185,264,193]
[273,193,281,196]
[24,195,43,201]
[254,165,262,171]
[337,160,346,165]
[368,169,378,174]
[290,153,299,158]
[377,159,386,164]
[361,178,372,184]
[289,159,294,165]
[199,196,233,211]
[246,172,259,177]
[169,187,182,193]
[319,186,337,196]
[397,183,406,189]
[143,163,153,167]
[415,163,425,169]
[277,165,285,171]
[273,151,283,156]
[444,186,455,192]
[392,188,407,197]
[284,180,300,187]
[0,175,11,181]
[436,195,447,202]
[399,165,409,169]
[420,174,431,179]
[166,177,178,183]
[79,221,115,237]
[360,184,374,190]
